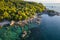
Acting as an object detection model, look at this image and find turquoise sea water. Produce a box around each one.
[26,3,60,40]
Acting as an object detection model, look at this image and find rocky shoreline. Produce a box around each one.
[0,13,41,26]
[43,9,60,16]
[0,9,60,26]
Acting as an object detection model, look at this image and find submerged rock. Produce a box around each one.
[22,31,27,38]
[10,20,15,26]
[35,18,40,24]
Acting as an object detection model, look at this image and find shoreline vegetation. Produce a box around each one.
[0,0,45,40]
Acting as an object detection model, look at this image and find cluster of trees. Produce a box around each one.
[0,0,45,21]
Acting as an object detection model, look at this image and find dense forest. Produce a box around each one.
[0,0,45,21]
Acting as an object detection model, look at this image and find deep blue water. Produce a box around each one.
[40,14,60,40]
[27,3,60,40]
[27,14,60,40]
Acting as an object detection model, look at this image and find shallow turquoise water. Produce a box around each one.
[0,25,30,40]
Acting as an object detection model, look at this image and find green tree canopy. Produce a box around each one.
[0,0,45,21]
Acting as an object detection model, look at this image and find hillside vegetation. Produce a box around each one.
[0,0,45,21]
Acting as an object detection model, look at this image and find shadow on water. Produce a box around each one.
[26,11,60,40]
